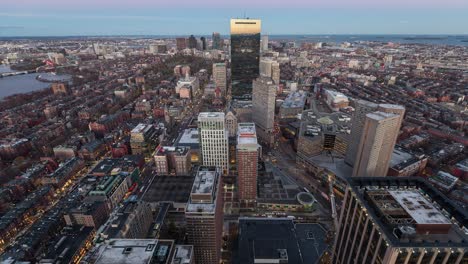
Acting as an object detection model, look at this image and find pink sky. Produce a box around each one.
[4,0,468,8]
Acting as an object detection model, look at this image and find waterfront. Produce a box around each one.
[0,65,71,99]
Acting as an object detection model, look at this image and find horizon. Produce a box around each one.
[2,6,468,36]
[2,34,468,38]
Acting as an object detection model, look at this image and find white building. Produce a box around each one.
[198,112,229,175]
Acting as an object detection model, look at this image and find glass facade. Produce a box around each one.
[230,19,261,99]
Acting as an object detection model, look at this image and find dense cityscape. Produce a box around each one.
[0,17,467,264]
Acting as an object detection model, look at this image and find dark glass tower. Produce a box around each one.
[230,19,261,100]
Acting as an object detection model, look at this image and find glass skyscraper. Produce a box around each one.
[230,19,261,100]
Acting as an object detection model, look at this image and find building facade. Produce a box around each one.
[345,100,379,166]
[352,112,401,177]
[225,111,238,138]
[230,18,261,99]
[185,167,224,264]
[252,77,276,146]
[236,123,258,205]
[198,113,229,175]
[333,177,467,264]
[212,63,227,95]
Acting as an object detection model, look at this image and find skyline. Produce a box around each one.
[1,7,468,36]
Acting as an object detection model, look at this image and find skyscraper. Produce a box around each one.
[259,58,280,84]
[198,112,229,175]
[200,36,206,50]
[352,111,401,177]
[236,123,258,205]
[252,77,276,146]
[188,35,197,49]
[212,62,227,94]
[212,32,221,50]
[261,35,269,52]
[333,177,468,264]
[230,18,261,99]
[186,166,224,264]
[176,37,187,50]
[345,100,378,166]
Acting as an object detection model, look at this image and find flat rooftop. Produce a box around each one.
[198,112,224,119]
[172,245,193,264]
[142,176,195,204]
[186,167,219,214]
[388,190,451,225]
[93,239,158,264]
[349,177,468,247]
[390,147,414,167]
[155,146,189,156]
[366,111,398,121]
[131,123,150,134]
[237,123,257,145]
[281,91,307,108]
[176,128,199,147]
[237,218,328,264]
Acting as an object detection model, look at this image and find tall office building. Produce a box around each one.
[261,35,269,52]
[188,35,197,49]
[176,37,187,50]
[212,32,221,50]
[378,104,405,146]
[230,18,261,99]
[212,62,227,94]
[200,36,207,50]
[198,112,229,175]
[352,111,401,177]
[236,123,258,205]
[259,58,280,84]
[333,177,468,264]
[252,77,277,146]
[186,166,224,264]
[345,100,378,166]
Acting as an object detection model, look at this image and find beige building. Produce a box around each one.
[352,112,401,177]
[259,58,280,84]
[225,111,238,138]
[345,100,379,166]
[252,77,276,146]
[212,63,227,94]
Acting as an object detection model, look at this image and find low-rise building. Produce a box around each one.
[154,146,191,176]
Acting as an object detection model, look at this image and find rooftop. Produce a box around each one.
[237,123,258,146]
[191,169,216,195]
[171,245,193,264]
[142,176,195,204]
[198,112,224,119]
[186,166,220,214]
[237,218,328,264]
[388,190,451,225]
[349,177,468,247]
[366,111,398,121]
[93,239,159,264]
[175,128,199,147]
[281,91,307,109]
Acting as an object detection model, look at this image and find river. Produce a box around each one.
[0,65,71,99]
